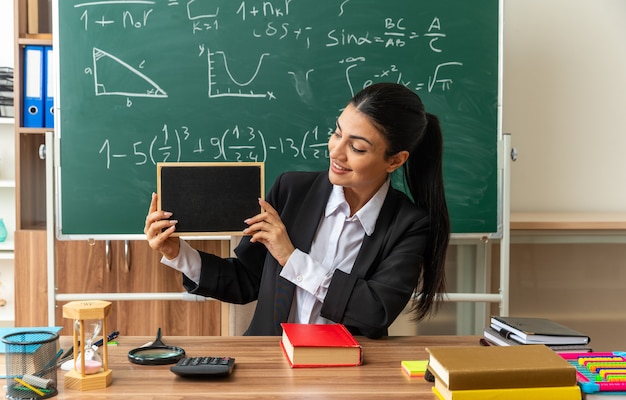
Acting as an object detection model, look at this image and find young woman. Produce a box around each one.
[144,82,450,339]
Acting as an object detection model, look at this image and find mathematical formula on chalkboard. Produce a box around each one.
[68,0,465,171]
[98,124,330,169]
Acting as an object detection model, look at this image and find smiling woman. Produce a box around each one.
[145,82,451,339]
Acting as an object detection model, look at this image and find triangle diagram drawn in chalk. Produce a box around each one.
[92,47,167,98]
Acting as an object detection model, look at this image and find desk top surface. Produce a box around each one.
[2,335,480,399]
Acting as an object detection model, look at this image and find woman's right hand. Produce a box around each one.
[144,192,180,260]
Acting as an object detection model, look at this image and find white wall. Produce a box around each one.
[0,0,14,68]
[504,0,626,212]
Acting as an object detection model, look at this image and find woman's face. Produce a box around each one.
[328,104,407,204]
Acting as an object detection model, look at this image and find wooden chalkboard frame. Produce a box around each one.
[157,162,264,236]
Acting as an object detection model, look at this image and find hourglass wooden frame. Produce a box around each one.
[62,300,113,390]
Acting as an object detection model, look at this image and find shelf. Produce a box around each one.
[511,212,626,230]
[20,223,46,231]
[510,212,626,244]
[18,127,52,135]
[0,118,14,125]
[17,37,52,46]
[0,258,15,324]
[0,180,16,188]
[0,240,14,256]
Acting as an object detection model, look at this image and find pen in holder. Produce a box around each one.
[1,330,60,399]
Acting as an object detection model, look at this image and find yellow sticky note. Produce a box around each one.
[401,360,429,377]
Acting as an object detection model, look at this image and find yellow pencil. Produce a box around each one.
[14,377,45,396]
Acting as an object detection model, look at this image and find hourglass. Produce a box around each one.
[62,300,113,391]
[74,319,103,374]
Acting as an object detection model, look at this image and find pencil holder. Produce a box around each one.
[1,330,60,399]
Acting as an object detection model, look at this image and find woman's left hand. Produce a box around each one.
[243,199,295,266]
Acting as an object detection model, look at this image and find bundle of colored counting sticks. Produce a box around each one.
[560,352,626,394]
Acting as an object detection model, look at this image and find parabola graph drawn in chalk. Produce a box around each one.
[93,47,167,98]
[207,49,270,99]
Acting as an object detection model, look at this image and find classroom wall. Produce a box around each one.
[504,0,626,212]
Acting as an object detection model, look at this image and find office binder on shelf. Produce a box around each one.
[23,45,44,128]
[44,46,54,128]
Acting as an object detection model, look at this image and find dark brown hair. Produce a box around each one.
[350,82,450,321]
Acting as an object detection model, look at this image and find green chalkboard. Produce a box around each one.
[56,0,501,238]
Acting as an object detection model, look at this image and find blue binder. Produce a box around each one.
[44,46,54,128]
[23,45,45,128]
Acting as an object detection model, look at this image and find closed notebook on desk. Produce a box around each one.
[426,344,576,390]
[280,323,362,368]
[483,326,592,353]
[491,316,590,345]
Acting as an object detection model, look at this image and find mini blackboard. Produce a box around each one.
[157,162,264,236]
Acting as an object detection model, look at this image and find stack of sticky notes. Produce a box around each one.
[401,360,429,377]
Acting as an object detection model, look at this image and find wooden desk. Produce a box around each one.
[2,335,480,399]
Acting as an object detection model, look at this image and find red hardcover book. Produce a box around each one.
[280,323,362,368]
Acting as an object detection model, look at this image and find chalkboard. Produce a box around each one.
[158,162,263,236]
[55,0,501,238]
